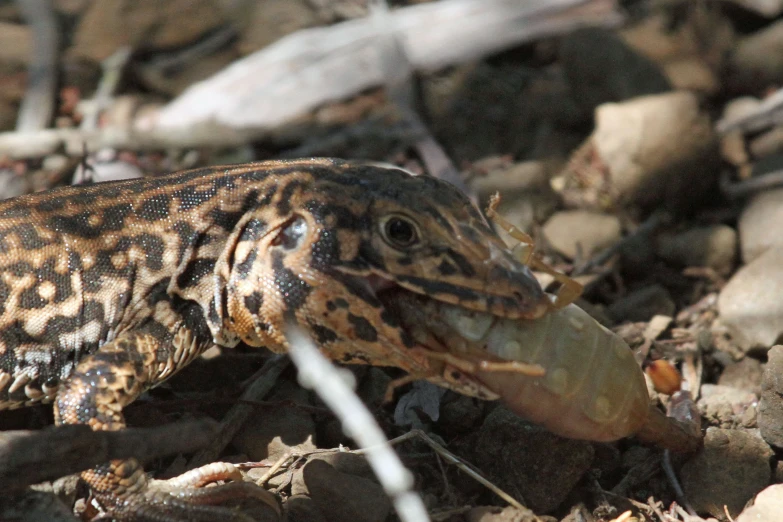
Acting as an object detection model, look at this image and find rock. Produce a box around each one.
[697,384,758,428]
[737,484,783,522]
[466,506,541,522]
[0,169,31,201]
[758,346,783,449]
[542,211,621,260]
[681,428,773,518]
[357,367,392,408]
[730,19,783,91]
[608,285,675,323]
[474,407,594,513]
[567,91,718,212]
[233,382,316,461]
[655,225,737,275]
[438,394,484,434]
[472,161,559,235]
[0,22,31,70]
[718,247,783,352]
[0,490,77,522]
[739,188,783,264]
[236,0,319,54]
[661,57,719,94]
[285,495,328,522]
[291,452,375,496]
[559,28,671,117]
[619,12,730,96]
[297,459,390,522]
[70,0,227,61]
[718,357,764,395]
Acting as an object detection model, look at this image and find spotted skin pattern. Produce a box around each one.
[0,158,549,520]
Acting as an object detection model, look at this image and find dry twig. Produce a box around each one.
[0,420,219,492]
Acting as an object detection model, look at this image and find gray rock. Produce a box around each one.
[438,394,484,434]
[542,210,621,260]
[739,188,783,263]
[285,495,327,522]
[233,382,316,461]
[560,28,671,117]
[655,225,737,275]
[291,452,375,496]
[608,284,675,323]
[474,407,594,513]
[681,428,773,518]
[718,357,764,395]
[298,459,390,522]
[698,384,757,428]
[718,247,783,351]
[736,484,783,522]
[466,506,541,522]
[758,346,783,449]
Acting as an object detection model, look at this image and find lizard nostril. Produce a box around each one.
[513,291,525,303]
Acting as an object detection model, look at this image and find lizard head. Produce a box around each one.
[221,159,550,372]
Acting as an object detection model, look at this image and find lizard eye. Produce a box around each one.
[273,215,308,250]
[382,215,419,249]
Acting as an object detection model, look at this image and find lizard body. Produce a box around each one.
[0,158,549,520]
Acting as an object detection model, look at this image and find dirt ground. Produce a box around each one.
[3,1,783,521]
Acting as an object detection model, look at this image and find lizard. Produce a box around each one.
[0,158,553,521]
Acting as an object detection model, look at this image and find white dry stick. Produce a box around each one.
[149,0,622,131]
[0,0,621,157]
[284,322,430,522]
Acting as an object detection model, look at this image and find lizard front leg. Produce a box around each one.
[54,329,277,521]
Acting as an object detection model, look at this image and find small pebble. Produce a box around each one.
[738,187,783,264]
[736,484,783,522]
[698,384,758,428]
[542,210,621,260]
[681,428,773,518]
[655,225,737,275]
[608,285,675,323]
[474,407,594,513]
[758,346,783,449]
[718,247,783,352]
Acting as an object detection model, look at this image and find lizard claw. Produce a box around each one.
[95,463,280,522]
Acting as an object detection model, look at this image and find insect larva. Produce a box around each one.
[393,293,701,452]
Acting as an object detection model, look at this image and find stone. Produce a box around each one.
[718,247,783,351]
[233,383,316,461]
[738,188,783,264]
[291,452,375,496]
[697,384,757,429]
[560,28,671,117]
[70,0,227,62]
[474,407,594,513]
[608,285,675,323]
[589,91,718,212]
[655,225,737,275]
[681,428,773,518]
[285,495,328,522]
[758,346,783,449]
[730,19,783,90]
[736,484,783,522]
[237,0,319,54]
[298,459,390,522]
[542,210,621,260]
[466,506,541,522]
[718,357,764,395]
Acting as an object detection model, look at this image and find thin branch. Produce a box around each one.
[0,420,219,492]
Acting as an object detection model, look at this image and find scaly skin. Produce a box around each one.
[0,158,549,520]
